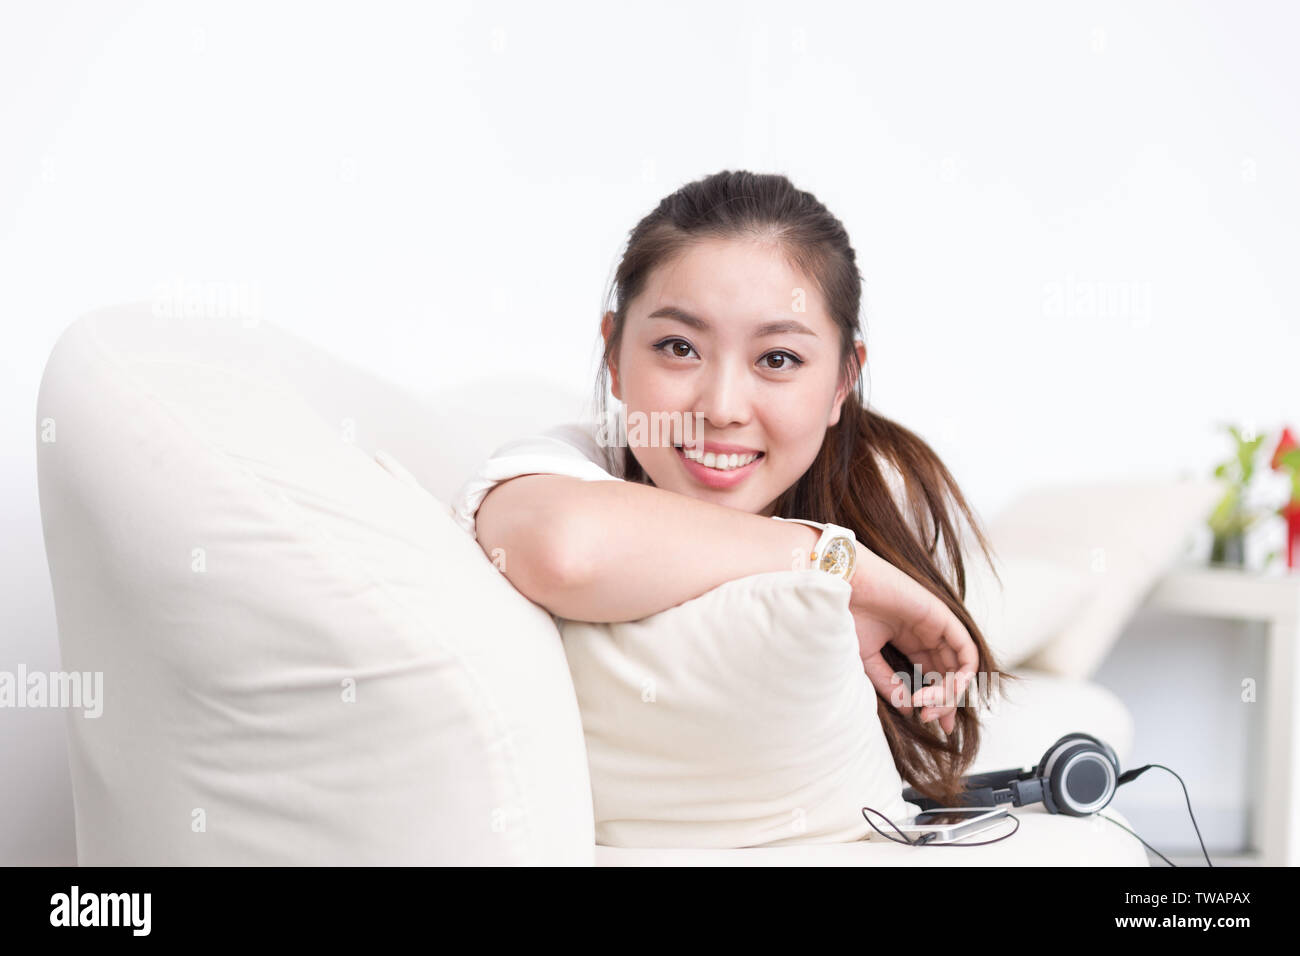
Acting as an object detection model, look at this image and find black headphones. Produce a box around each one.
[903,732,1130,816]
[881,732,1211,864]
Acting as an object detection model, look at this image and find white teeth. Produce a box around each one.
[680,448,760,470]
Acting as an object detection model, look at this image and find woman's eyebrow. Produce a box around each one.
[647,305,818,337]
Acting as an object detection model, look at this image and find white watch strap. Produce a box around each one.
[772,517,857,580]
[771,517,826,533]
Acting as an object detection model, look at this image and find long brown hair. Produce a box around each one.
[591,169,1020,808]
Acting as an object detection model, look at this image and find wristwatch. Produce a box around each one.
[772,517,858,583]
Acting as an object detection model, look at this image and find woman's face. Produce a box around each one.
[602,239,865,516]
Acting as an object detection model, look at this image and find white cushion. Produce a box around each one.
[560,569,920,848]
[37,304,595,864]
[990,479,1225,679]
[963,553,1095,670]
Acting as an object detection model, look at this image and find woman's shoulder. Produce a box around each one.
[446,419,624,540]
[535,419,626,479]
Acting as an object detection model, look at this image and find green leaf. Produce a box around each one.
[1207,489,1241,533]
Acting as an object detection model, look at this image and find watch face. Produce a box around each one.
[820,536,856,580]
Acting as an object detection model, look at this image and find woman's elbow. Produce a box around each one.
[477,497,588,601]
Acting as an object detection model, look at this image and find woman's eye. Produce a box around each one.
[762,350,804,370]
[652,338,804,371]
[653,338,697,360]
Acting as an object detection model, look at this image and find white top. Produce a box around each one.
[449,420,967,590]
[448,422,628,541]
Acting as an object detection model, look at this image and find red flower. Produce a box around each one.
[1270,426,1298,470]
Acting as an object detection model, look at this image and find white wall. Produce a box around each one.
[3,0,1297,864]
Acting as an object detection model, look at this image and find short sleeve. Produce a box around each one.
[448,421,624,542]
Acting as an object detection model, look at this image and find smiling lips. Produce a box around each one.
[680,446,762,470]
[675,445,765,488]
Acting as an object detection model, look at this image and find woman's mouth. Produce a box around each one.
[674,445,765,489]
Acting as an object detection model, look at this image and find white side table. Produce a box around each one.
[1142,564,1300,866]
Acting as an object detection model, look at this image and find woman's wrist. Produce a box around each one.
[849,540,882,597]
[783,521,823,572]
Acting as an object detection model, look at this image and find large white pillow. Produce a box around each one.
[559,569,921,848]
[37,305,596,865]
[962,553,1096,670]
[990,479,1225,679]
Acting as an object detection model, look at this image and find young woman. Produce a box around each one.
[451,170,1015,808]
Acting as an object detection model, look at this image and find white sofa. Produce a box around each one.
[35,303,1151,865]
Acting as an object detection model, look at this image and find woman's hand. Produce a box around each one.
[848,541,977,735]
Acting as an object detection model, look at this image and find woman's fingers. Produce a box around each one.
[943,604,980,679]
[928,604,979,721]
[864,654,913,714]
[910,650,975,727]
[853,558,982,731]
[874,649,967,729]
[868,651,956,722]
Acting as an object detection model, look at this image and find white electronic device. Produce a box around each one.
[890,806,1011,844]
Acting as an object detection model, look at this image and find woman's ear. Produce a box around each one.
[601,311,622,401]
[827,340,867,427]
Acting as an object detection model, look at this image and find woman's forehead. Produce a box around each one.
[634,243,835,335]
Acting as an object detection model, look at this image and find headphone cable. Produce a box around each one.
[1108,763,1212,867]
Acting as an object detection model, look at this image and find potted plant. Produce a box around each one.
[1207,423,1266,567]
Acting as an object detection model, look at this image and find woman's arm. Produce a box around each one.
[474,474,821,623]
[477,471,978,728]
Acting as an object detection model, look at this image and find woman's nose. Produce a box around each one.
[695,362,751,428]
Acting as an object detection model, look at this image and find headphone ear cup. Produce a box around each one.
[1067,732,1122,781]
[1051,743,1119,816]
[1034,733,1120,816]
[1033,733,1095,785]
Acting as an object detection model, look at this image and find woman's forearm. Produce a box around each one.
[480,474,821,624]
